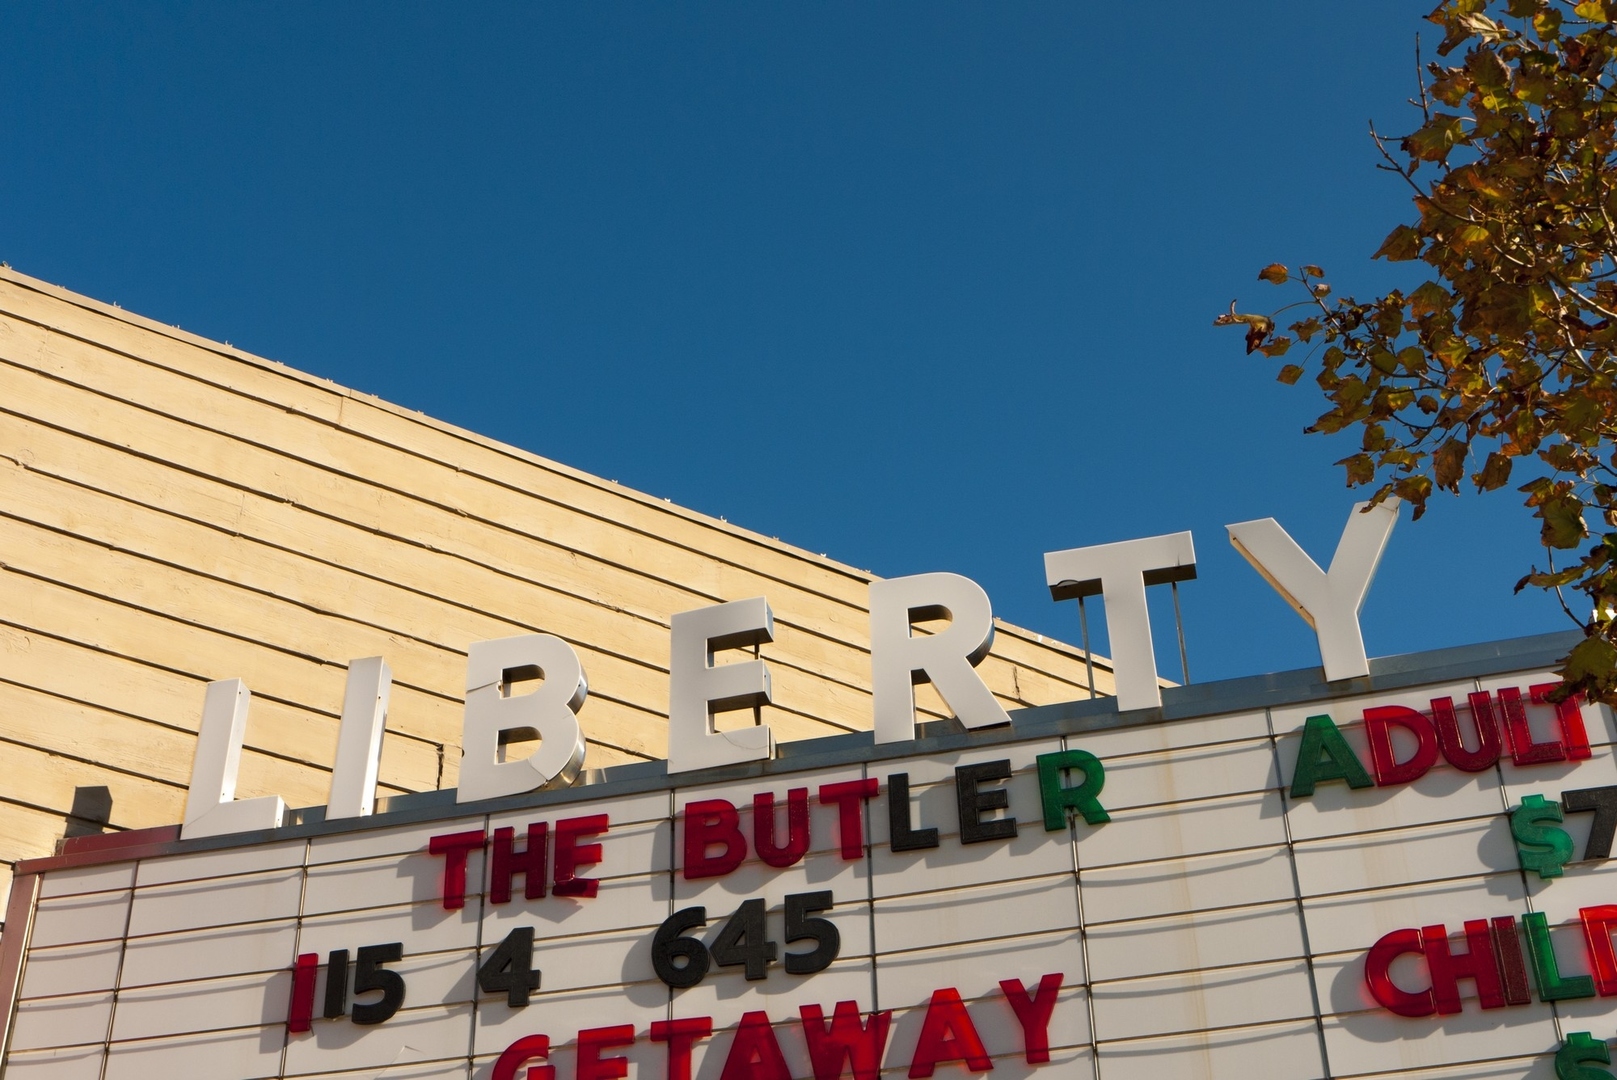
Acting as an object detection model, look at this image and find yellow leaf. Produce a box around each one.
[1410,281,1450,316]
[1564,636,1617,690]
[1258,264,1289,285]
[1434,335,1470,366]
[1404,114,1467,161]
[1541,496,1590,549]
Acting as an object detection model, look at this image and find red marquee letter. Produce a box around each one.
[1498,686,1567,765]
[1581,905,1617,996]
[1430,694,1501,772]
[652,1017,713,1080]
[800,1000,891,1080]
[755,789,811,868]
[493,1034,555,1080]
[820,779,880,860]
[1363,706,1438,786]
[1533,682,1592,760]
[684,799,747,879]
[1365,927,1435,1017]
[1424,921,1505,1013]
[555,814,609,898]
[428,828,486,910]
[1492,916,1534,1005]
[491,823,548,904]
[577,1024,635,1080]
[908,988,992,1078]
[721,1011,791,1080]
[999,973,1062,1064]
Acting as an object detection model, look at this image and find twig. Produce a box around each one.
[1369,121,1445,204]
[1415,34,1430,122]
[1546,549,1581,623]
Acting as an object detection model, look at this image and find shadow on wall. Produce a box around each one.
[62,785,112,839]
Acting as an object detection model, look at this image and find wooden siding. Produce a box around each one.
[0,267,1113,901]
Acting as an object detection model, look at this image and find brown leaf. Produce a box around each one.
[1410,280,1450,316]
[1394,476,1434,518]
[1302,264,1326,277]
[1337,453,1376,487]
[1465,46,1511,92]
[1373,225,1422,261]
[1258,264,1289,285]
[1277,364,1304,385]
[1213,306,1275,354]
[1433,439,1468,492]
[1475,451,1513,491]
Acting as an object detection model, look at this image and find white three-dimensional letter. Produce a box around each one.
[1044,533,1197,713]
[667,597,776,774]
[457,634,588,803]
[1226,499,1398,682]
[870,572,1011,745]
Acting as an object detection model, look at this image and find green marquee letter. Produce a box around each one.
[1290,714,1373,798]
[1037,749,1109,829]
[1526,911,1596,1002]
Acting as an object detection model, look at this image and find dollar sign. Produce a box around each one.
[1557,1031,1615,1080]
[1514,794,1574,880]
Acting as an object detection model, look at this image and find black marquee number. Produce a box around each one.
[709,898,779,981]
[351,943,406,1026]
[783,891,838,975]
[652,906,711,989]
[323,949,350,1019]
[478,926,542,1007]
[651,895,839,988]
[1564,785,1617,861]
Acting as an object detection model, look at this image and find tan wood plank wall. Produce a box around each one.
[0,267,1114,902]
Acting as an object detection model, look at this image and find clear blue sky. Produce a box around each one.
[0,3,1571,687]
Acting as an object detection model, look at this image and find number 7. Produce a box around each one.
[1563,785,1617,861]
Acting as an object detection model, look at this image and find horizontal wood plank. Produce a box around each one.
[0,268,1114,881]
[0,299,1110,696]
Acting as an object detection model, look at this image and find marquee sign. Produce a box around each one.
[0,628,1608,1080]
[174,499,1403,845]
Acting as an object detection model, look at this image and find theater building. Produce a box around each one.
[0,267,1608,1079]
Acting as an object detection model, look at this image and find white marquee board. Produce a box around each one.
[0,634,1609,1080]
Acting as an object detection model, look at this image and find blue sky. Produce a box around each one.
[0,3,1571,686]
